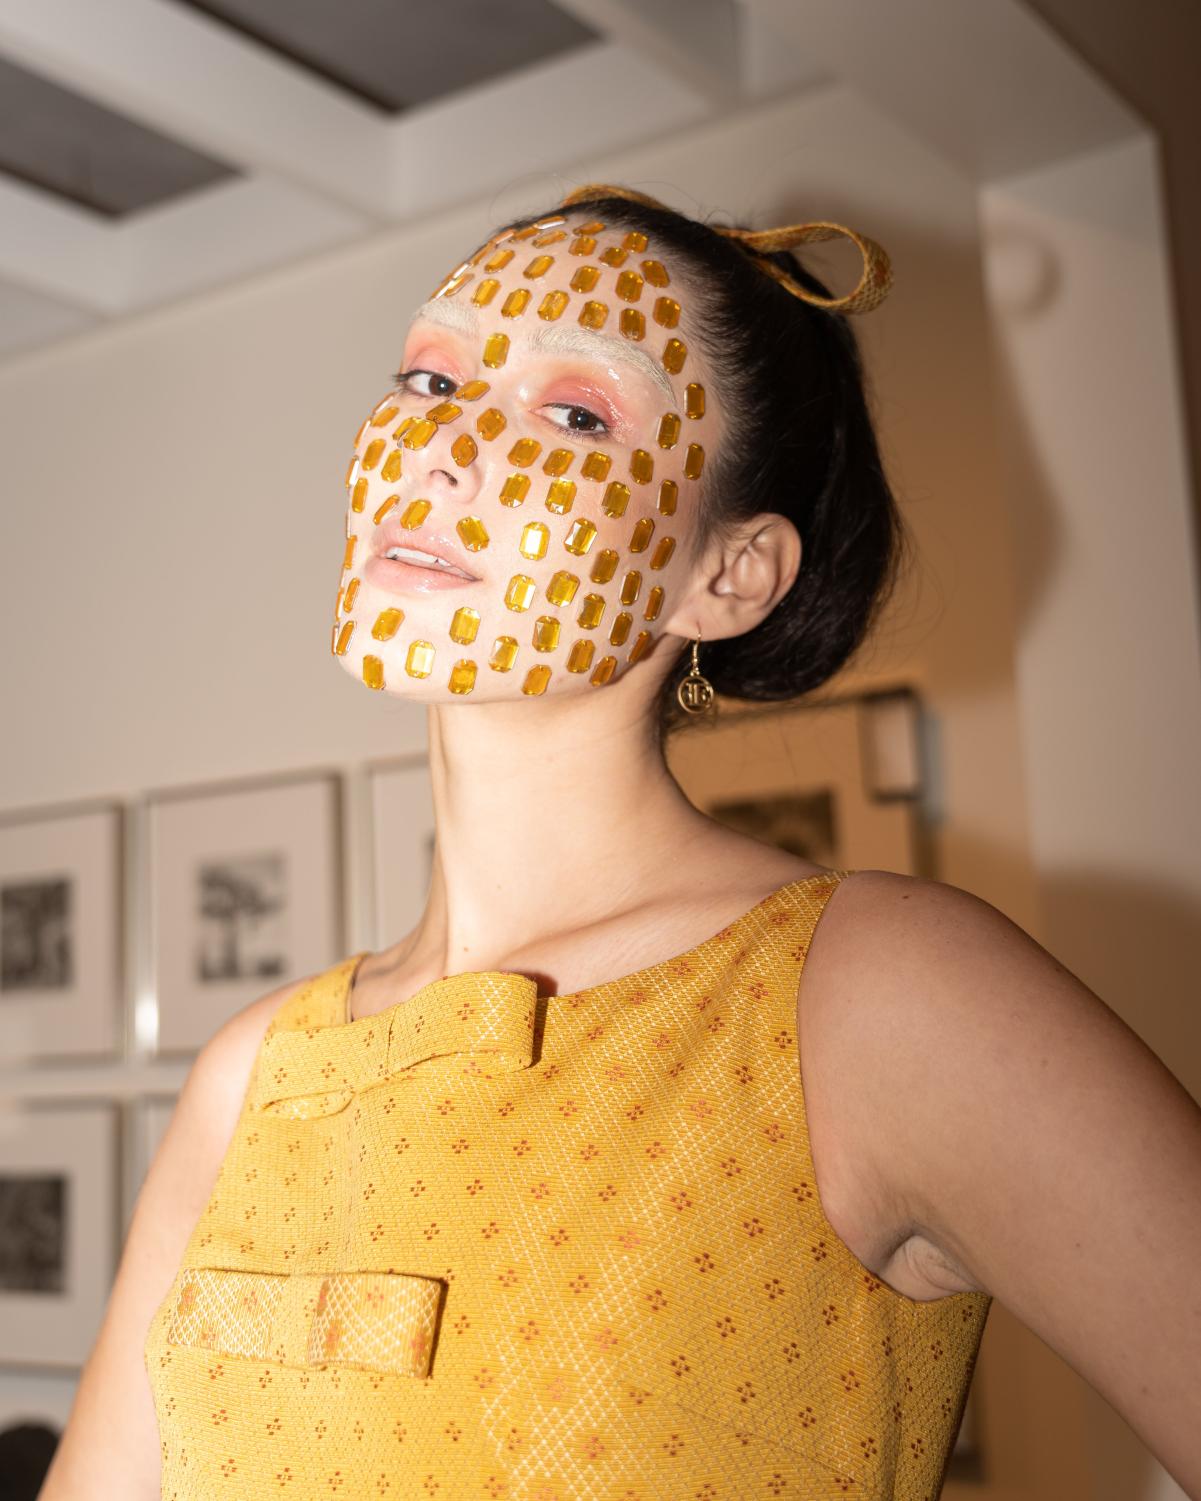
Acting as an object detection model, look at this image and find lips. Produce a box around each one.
[369,516,482,580]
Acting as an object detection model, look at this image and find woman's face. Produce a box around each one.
[332,212,720,699]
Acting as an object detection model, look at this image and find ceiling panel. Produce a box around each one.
[172,0,599,113]
[0,55,236,218]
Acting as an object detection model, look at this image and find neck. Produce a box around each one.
[393,666,715,978]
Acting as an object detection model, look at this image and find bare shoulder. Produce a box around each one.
[36,969,315,1498]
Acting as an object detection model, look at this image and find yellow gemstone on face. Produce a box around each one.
[342,536,356,570]
[354,420,368,447]
[532,615,560,651]
[538,291,569,320]
[450,606,480,643]
[600,245,627,267]
[570,265,599,293]
[380,450,403,483]
[685,383,706,419]
[401,497,432,528]
[590,549,618,583]
[602,481,630,518]
[533,228,566,247]
[629,449,654,485]
[451,434,478,467]
[372,607,404,639]
[620,571,641,605]
[629,517,655,551]
[485,247,514,271]
[524,255,554,279]
[483,333,510,368]
[546,570,580,606]
[616,270,644,302]
[569,235,596,257]
[579,301,608,330]
[490,635,519,671]
[520,521,549,560]
[448,659,477,695]
[642,259,670,287]
[374,494,399,523]
[684,443,705,480]
[657,479,678,515]
[391,415,416,441]
[567,639,595,672]
[628,630,653,663]
[580,451,612,482]
[345,455,360,489]
[508,437,541,467]
[576,220,605,234]
[369,404,399,428]
[457,515,489,550]
[512,224,540,241]
[577,593,606,628]
[363,653,384,689]
[545,479,576,513]
[342,577,360,611]
[472,278,501,306]
[501,473,530,505]
[644,584,664,619]
[406,641,435,678]
[505,574,536,610]
[590,655,617,686]
[428,401,462,424]
[609,612,632,646]
[502,288,531,317]
[403,418,438,449]
[542,448,574,477]
[522,664,552,694]
[657,413,681,449]
[620,309,645,341]
[476,407,507,441]
[623,229,649,251]
[662,339,687,374]
[653,297,681,328]
[351,477,369,512]
[363,438,386,470]
[456,379,490,401]
[650,536,677,569]
[335,619,354,655]
[564,518,598,555]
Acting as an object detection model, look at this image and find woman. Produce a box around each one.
[43,188,1199,1500]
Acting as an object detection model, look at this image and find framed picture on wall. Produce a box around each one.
[0,801,123,1064]
[0,1102,120,1370]
[147,770,344,1054]
[366,756,435,951]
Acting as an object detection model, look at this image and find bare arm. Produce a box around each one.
[36,977,306,1500]
[808,872,1201,1498]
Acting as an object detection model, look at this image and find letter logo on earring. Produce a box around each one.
[676,630,715,714]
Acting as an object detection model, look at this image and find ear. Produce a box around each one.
[665,512,802,641]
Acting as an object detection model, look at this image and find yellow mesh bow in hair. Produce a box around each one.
[559,183,892,315]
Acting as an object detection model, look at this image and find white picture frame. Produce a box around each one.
[366,756,435,951]
[147,770,343,1054]
[0,801,123,1064]
[0,1101,119,1370]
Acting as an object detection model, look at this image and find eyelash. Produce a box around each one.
[392,368,611,440]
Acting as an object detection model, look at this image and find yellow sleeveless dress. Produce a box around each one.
[144,870,991,1498]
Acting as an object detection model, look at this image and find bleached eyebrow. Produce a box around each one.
[409,296,678,405]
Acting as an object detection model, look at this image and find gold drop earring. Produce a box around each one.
[676,628,716,715]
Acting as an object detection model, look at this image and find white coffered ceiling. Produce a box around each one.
[0,0,1142,365]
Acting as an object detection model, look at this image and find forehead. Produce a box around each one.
[410,212,696,395]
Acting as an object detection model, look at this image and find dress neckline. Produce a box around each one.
[341,868,853,1027]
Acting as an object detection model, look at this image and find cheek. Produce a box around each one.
[334,219,710,695]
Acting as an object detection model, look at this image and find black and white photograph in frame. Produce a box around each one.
[148,771,343,1054]
[0,801,122,1064]
[0,1102,119,1370]
[366,756,436,951]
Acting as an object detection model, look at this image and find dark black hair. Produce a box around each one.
[491,192,911,739]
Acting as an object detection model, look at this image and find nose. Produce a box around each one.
[403,420,484,506]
